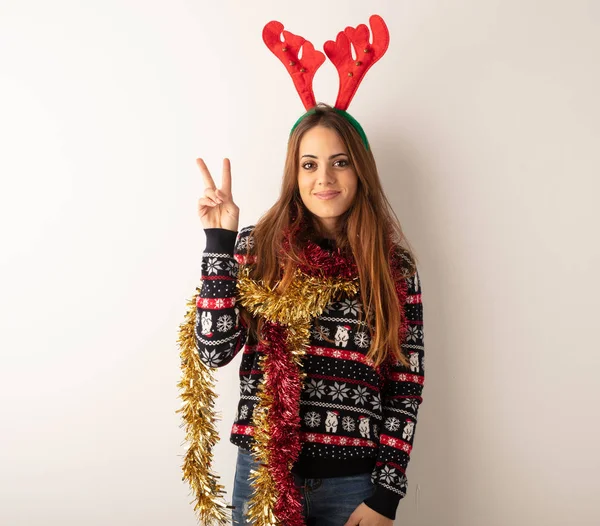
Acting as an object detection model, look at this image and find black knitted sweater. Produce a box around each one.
[195,226,425,520]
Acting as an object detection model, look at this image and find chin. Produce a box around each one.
[309,207,350,221]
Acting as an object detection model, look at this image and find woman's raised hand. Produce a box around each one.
[196,158,239,232]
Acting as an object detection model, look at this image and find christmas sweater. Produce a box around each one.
[195,226,425,520]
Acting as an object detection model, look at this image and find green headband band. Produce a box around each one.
[290,108,370,150]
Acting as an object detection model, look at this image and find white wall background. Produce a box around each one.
[1,0,598,525]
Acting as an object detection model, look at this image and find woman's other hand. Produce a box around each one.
[344,503,394,526]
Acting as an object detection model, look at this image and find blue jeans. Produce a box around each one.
[232,447,376,526]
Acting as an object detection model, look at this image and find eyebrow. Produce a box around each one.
[301,153,347,160]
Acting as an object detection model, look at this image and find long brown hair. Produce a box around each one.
[240,103,417,367]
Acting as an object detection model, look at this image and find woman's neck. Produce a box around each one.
[313,218,339,240]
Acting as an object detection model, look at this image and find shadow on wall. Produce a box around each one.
[372,124,462,525]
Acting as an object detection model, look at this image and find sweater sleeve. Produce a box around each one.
[363,267,425,520]
[194,226,255,368]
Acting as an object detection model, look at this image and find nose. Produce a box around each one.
[316,166,335,186]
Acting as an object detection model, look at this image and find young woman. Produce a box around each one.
[194,104,425,526]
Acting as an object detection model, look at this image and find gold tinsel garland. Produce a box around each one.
[236,265,359,525]
[178,268,359,525]
[245,378,278,525]
[177,289,229,525]
[236,266,359,326]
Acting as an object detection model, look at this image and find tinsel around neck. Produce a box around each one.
[280,222,358,280]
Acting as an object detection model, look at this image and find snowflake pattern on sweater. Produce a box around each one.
[195,226,425,521]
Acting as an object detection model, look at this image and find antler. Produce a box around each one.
[324,15,390,111]
[263,21,326,111]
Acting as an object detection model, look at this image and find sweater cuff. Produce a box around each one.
[204,228,238,255]
[363,485,402,521]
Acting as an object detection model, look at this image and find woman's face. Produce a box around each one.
[297,125,358,236]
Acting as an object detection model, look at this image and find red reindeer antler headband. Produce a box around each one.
[263,15,390,148]
[262,21,326,111]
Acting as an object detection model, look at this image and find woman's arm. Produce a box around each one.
[363,267,425,520]
[194,226,255,368]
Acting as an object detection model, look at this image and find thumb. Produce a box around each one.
[343,510,360,526]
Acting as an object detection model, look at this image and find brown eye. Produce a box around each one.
[334,159,349,167]
[302,162,316,170]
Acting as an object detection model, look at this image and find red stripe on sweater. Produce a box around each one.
[301,432,377,448]
[386,372,424,385]
[196,296,236,309]
[306,346,375,367]
[201,275,236,281]
[239,369,262,376]
[406,294,422,304]
[232,424,255,436]
[379,434,413,454]
[231,425,377,449]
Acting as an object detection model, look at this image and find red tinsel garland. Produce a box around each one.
[281,226,358,280]
[259,322,305,526]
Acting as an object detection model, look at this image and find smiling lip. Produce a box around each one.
[314,191,341,200]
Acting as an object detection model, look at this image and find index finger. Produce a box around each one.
[221,158,232,195]
[196,158,216,189]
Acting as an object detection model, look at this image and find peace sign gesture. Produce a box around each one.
[196,158,239,232]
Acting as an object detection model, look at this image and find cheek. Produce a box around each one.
[346,173,359,199]
[297,174,312,194]
[296,179,309,202]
